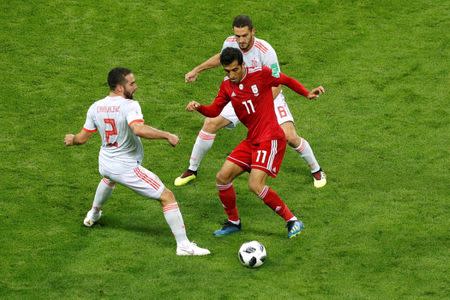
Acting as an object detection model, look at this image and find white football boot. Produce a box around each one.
[83,209,102,227]
[312,170,327,188]
[176,242,210,256]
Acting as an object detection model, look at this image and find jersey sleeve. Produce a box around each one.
[197,81,230,117]
[126,101,144,125]
[263,67,310,97]
[275,72,310,97]
[83,104,97,132]
[260,42,281,78]
[221,36,237,51]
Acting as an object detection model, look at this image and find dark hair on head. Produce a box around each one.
[107,67,132,90]
[232,15,253,30]
[220,47,243,66]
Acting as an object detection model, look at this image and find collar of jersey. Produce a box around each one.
[240,66,249,82]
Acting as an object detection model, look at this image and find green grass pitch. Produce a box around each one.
[0,0,448,298]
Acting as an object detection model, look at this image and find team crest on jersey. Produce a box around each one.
[251,84,259,96]
[250,58,258,69]
[239,84,244,90]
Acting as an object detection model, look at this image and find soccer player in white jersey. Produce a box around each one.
[64,67,210,256]
[175,15,326,188]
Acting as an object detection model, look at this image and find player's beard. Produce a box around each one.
[239,43,248,51]
[239,36,254,52]
[124,89,134,99]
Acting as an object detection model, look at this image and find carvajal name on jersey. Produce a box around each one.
[97,106,121,113]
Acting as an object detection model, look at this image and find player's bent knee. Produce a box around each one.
[160,188,176,206]
[285,132,301,147]
[248,180,264,195]
[216,171,232,185]
[281,123,300,146]
[203,117,228,133]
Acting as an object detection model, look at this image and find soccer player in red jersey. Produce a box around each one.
[186,47,325,238]
[176,15,326,189]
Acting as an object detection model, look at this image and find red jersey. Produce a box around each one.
[198,66,310,143]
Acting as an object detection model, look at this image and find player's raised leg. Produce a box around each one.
[83,178,115,227]
[174,115,231,186]
[213,160,245,236]
[274,95,326,188]
[175,102,240,187]
[281,121,327,188]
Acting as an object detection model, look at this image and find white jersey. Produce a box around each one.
[222,36,281,76]
[83,95,145,173]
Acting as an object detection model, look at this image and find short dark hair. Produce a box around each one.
[220,47,243,66]
[232,15,253,30]
[107,67,132,90]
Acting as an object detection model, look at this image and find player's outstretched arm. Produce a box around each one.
[186,99,225,118]
[186,83,229,116]
[277,73,325,100]
[130,122,179,147]
[64,129,94,146]
[185,53,221,83]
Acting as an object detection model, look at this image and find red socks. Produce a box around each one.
[217,183,239,222]
[258,186,294,221]
[217,183,294,222]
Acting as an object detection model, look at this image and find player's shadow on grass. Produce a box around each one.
[101,215,169,238]
[243,228,280,238]
[210,219,280,238]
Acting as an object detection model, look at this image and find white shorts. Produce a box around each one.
[273,93,295,125]
[220,92,294,129]
[99,164,165,200]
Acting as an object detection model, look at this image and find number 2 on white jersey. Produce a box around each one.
[242,100,255,114]
[104,118,118,147]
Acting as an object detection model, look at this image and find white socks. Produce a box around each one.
[92,178,115,210]
[188,130,216,171]
[163,202,189,246]
[294,138,321,173]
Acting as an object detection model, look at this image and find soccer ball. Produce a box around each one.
[238,241,267,268]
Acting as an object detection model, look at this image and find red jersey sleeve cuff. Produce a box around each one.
[128,119,144,126]
[83,128,97,133]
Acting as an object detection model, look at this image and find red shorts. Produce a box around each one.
[227,138,287,178]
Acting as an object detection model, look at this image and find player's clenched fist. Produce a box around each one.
[307,86,325,100]
[64,134,75,146]
[186,101,201,111]
[167,133,179,147]
[185,71,199,83]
